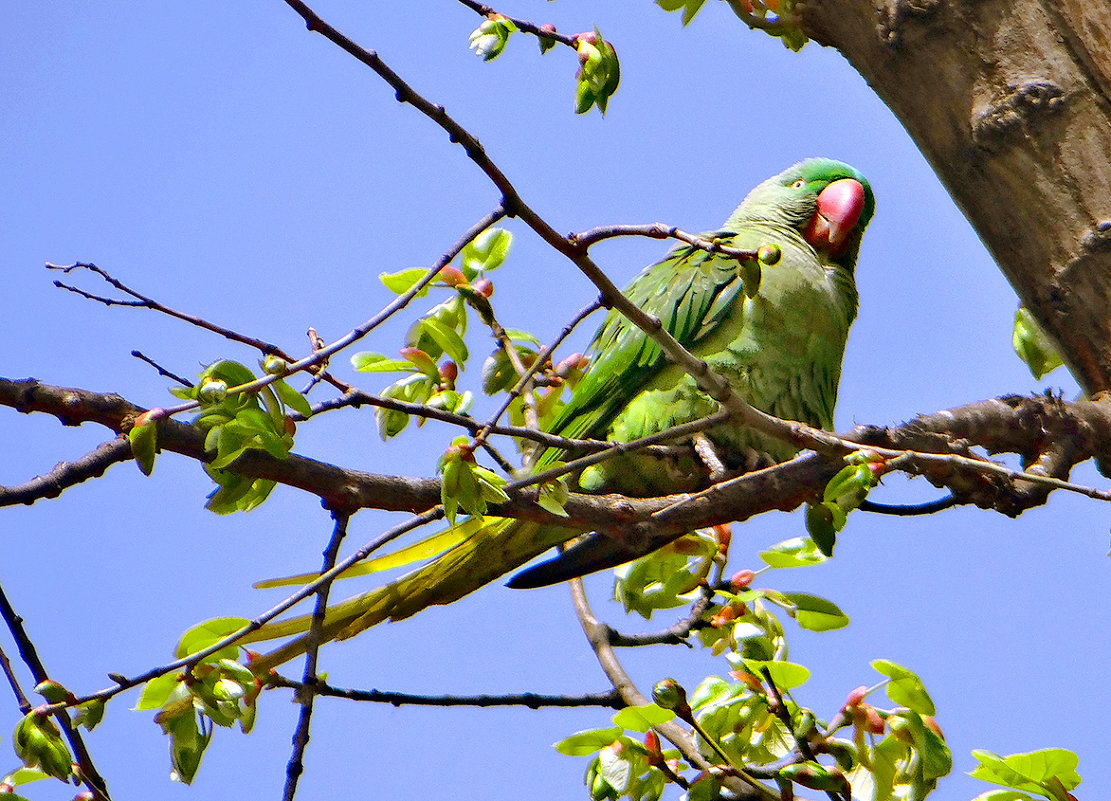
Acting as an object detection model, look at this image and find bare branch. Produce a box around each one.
[267,674,624,709]
[0,438,133,508]
[570,222,759,263]
[283,511,349,801]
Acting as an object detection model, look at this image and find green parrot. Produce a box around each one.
[247,158,874,670]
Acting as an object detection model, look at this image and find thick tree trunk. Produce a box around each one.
[800,0,1111,394]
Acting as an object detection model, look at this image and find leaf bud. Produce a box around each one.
[261,355,288,376]
[438,361,458,387]
[471,278,494,297]
[842,685,868,710]
[757,243,782,265]
[34,680,73,704]
[438,266,468,287]
[730,569,756,589]
[651,679,690,717]
[198,378,228,405]
[922,716,944,738]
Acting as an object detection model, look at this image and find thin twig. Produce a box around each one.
[604,593,714,648]
[47,261,346,391]
[453,0,578,47]
[282,511,349,801]
[570,222,759,262]
[130,350,194,387]
[858,495,957,516]
[0,642,29,711]
[268,674,624,709]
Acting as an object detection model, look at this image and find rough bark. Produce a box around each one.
[799,0,1111,394]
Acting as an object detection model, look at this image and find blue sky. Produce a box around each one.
[2,3,1107,800]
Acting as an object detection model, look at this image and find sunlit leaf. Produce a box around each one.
[872,659,936,715]
[611,703,675,733]
[553,727,623,757]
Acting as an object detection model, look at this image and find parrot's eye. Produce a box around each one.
[790,179,806,189]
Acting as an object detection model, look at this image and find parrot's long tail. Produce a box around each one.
[245,517,580,672]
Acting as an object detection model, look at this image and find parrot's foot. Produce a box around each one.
[693,433,728,481]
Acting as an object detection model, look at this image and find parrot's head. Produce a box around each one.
[727,158,875,270]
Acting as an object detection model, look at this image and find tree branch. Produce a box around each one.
[266,674,624,709]
[0,438,133,508]
[282,511,348,801]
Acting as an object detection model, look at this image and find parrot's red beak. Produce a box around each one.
[804,178,865,258]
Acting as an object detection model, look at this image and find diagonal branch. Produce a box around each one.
[0,438,133,508]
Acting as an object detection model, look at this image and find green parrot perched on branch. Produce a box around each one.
[247,158,874,669]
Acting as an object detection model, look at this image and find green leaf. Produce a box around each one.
[227,406,278,437]
[380,267,431,296]
[460,227,512,276]
[969,748,1080,794]
[273,378,312,418]
[805,502,837,557]
[202,359,257,388]
[573,29,620,115]
[166,709,211,784]
[759,536,828,568]
[970,791,1034,801]
[135,672,184,711]
[503,328,541,346]
[482,348,534,395]
[888,710,952,780]
[598,742,634,792]
[657,0,708,25]
[351,352,417,373]
[781,592,850,631]
[553,727,623,757]
[73,699,105,731]
[872,659,937,715]
[611,703,675,733]
[129,415,158,476]
[401,347,442,382]
[743,659,810,690]
[537,478,570,517]
[1013,306,1063,380]
[419,317,469,366]
[175,617,250,661]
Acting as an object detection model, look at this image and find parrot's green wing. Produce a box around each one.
[539,239,751,453]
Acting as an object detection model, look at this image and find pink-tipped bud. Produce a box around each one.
[710,606,736,628]
[864,706,885,734]
[472,278,494,297]
[922,716,944,738]
[439,266,468,287]
[730,569,756,590]
[729,671,764,694]
[440,361,459,385]
[843,685,869,710]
